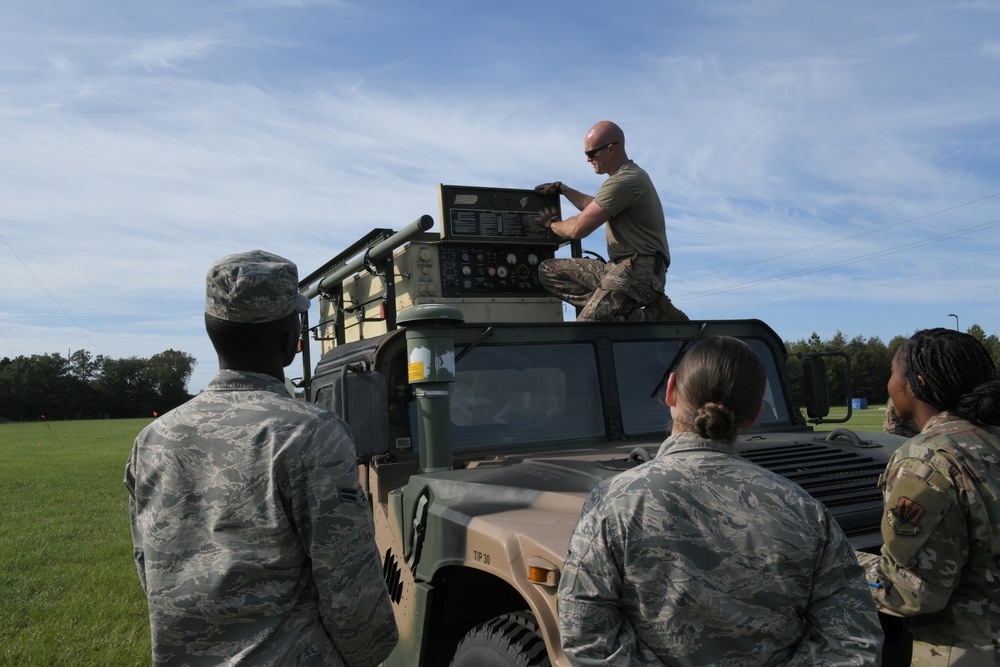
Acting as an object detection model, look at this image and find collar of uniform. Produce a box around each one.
[206,368,288,394]
[921,410,964,434]
[655,431,736,458]
[607,159,636,178]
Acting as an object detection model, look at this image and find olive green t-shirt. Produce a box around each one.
[594,160,670,263]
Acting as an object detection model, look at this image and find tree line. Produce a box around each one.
[0,349,196,422]
[2,324,998,422]
[785,324,1000,408]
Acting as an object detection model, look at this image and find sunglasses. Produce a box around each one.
[585,142,618,159]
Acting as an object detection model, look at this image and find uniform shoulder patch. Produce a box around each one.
[887,496,924,536]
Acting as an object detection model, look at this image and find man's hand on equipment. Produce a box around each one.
[536,206,561,228]
[534,182,562,196]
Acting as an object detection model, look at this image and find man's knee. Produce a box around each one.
[643,293,689,321]
[579,289,642,322]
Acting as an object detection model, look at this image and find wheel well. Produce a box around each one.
[424,566,531,667]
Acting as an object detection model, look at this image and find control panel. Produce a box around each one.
[439,184,561,243]
[438,243,554,296]
[313,185,568,349]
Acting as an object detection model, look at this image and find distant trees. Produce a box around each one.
[0,350,196,421]
[3,324,998,421]
[785,324,1000,406]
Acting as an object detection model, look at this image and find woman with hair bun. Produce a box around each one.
[858,328,1000,666]
[558,335,882,666]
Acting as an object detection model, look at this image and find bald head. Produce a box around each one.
[584,121,628,174]
[586,121,625,149]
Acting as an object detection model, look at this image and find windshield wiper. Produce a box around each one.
[648,322,708,399]
[455,326,495,364]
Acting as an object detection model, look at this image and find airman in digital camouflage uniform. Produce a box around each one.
[857,328,1000,666]
[534,121,687,322]
[558,336,882,666]
[125,250,398,666]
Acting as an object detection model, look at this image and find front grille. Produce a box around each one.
[739,442,885,538]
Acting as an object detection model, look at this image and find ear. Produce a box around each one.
[665,373,678,408]
[278,320,300,363]
[741,402,766,429]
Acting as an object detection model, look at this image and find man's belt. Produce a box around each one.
[609,252,670,273]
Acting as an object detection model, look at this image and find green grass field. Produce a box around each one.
[0,418,153,667]
[0,407,890,665]
[812,405,887,433]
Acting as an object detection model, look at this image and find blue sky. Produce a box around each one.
[2,0,999,393]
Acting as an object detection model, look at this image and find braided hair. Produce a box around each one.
[673,336,766,443]
[899,327,1000,426]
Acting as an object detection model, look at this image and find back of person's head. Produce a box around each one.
[203,250,309,368]
[205,312,299,364]
[898,327,1000,426]
[673,336,766,442]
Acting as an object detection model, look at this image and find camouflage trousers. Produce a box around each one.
[538,256,666,322]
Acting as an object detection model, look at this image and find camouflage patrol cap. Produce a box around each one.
[205,250,310,324]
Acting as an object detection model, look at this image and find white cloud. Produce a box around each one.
[114,35,220,71]
[1,0,999,392]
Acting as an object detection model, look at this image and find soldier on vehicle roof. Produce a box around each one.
[534,120,687,323]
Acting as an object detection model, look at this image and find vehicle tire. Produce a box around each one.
[449,610,551,667]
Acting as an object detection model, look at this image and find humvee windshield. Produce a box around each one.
[449,342,605,447]
[612,338,789,434]
[439,337,790,450]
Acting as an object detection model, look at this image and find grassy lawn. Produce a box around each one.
[0,418,152,667]
[812,404,888,433]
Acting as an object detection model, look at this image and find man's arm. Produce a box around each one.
[297,419,399,667]
[124,443,148,593]
[558,183,595,212]
[548,201,609,241]
[534,182,608,240]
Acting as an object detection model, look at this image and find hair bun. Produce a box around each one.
[693,402,737,440]
[957,380,1000,425]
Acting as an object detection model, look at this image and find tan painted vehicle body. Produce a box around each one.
[298,188,912,666]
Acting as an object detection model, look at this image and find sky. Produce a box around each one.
[2,0,999,394]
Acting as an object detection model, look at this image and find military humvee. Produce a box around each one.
[297,186,910,666]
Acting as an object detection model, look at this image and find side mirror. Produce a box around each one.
[801,351,853,425]
[803,356,830,420]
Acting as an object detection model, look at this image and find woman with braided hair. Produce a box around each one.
[858,327,1000,665]
[558,335,882,666]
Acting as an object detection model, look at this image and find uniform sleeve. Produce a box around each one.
[862,455,966,617]
[557,493,644,666]
[593,176,636,219]
[788,513,883,666]
[123,441,148,593]
[290,418,398,667]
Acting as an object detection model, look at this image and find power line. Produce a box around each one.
[671,191,1000,285]
[0,327,13,357]
[0,233,103,356]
